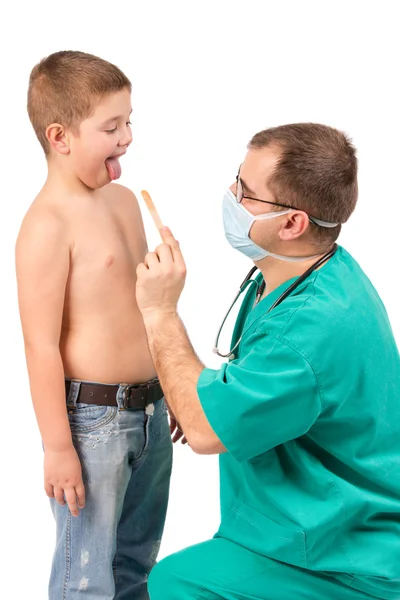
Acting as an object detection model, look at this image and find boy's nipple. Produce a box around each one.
[105,255,114,268]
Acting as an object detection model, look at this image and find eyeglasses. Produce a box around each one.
[235,167,337,228]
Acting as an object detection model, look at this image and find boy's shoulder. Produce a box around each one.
[16,193,66,252]
[103,183,144,219]
[104,182,138,203]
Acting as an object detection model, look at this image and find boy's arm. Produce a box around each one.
[15,210,84,517]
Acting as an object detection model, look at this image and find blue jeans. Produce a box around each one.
[49,380,172,600]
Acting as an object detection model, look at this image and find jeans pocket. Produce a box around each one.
[136,410,153,460]
[161,398,169,416]
[68,403,117,433]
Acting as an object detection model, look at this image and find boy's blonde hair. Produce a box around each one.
[27,50,132,155]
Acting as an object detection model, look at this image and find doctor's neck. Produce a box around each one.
[255,247,331,300]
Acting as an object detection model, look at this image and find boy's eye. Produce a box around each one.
[106,121,131,133]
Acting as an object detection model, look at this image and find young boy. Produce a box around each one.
[15,51,172,600]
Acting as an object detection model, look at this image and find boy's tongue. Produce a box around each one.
[105,157,121,180]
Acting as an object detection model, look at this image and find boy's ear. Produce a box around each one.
[46,123,70,155]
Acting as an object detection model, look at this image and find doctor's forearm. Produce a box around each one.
[143,312,221,452]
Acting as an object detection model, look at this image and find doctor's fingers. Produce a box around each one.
[155,242,175,263]
[156,243,186,275]
[159,229,186,267]
[144,252,161,268]
[169,416,178,435]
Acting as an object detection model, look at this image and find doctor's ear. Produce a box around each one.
[279,211,309,241]
[46,123,71,155]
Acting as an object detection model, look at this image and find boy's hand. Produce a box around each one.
[44,447,85,517]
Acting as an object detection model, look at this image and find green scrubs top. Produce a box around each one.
[198,246,400,600]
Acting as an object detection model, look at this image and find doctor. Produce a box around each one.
[136,123,400,600]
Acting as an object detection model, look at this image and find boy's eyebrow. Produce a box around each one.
[101,108,133,126]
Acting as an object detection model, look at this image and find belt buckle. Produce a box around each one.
[122,383,148,410]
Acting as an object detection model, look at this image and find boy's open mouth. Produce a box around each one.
[105,156,122,180]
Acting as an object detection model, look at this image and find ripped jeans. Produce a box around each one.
[49,380,173,600]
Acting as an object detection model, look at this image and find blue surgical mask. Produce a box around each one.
[222,189,320,262]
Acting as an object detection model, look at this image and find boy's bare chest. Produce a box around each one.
[68,212,146,289]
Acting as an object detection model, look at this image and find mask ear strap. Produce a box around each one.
[309,216,339,228]
[253,209,292,221]
[267,250,321,263]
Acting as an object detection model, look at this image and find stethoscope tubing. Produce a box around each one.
[213,244,338,360]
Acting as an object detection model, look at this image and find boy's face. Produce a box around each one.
[68,88,133,189]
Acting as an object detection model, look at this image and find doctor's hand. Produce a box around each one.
[136,227,187,320]
[169,411,188,445]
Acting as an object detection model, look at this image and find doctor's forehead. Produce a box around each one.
[240,147,280,190]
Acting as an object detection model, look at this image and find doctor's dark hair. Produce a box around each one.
[248,123,358,246]
[27,50,131,155]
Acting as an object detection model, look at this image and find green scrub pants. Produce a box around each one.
[148,538,379,599]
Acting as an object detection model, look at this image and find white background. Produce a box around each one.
[1,1,399,597]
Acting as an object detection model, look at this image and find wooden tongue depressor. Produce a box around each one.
[141,190,164,231]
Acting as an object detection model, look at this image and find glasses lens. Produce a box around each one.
[236,177,243,203]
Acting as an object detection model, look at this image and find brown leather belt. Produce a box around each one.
[65,378,163,410]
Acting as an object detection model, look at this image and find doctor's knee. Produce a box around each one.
[148,555,180,600]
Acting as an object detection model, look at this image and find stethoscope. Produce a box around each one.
[213,244,338,360]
